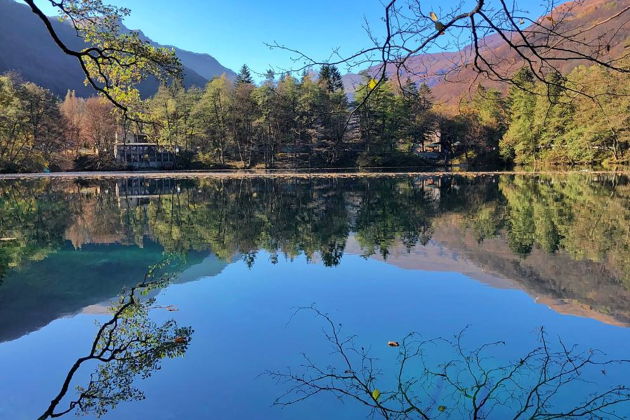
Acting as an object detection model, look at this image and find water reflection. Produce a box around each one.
[0,173,628,418]
[270,307,630,419]
[38,259,193,419]
[1,174,628,332]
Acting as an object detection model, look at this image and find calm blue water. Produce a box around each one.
[0,174,628,419]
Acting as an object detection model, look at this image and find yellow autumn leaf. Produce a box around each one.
[372,389,381,401]
[430,11,439,22]
[368,79,378,90]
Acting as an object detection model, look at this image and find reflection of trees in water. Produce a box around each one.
[108,174,630,287]
[269,307,630,419]
[101,177,448,265]
[38,259,193,419]
[497,175,630,285]
[1,175,628,318]
[2,175,627,275]
[0,181,72,279]
[0,175,627,416]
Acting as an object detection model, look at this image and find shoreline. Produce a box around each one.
[0,168,629,180]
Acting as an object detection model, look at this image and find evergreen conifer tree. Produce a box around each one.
[235,64,254,85]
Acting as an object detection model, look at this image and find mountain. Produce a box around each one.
[343,0,629,105]
[0,0,234,97]
[0,241,227,343]
[160,43,236,81]
[129,27,236,82]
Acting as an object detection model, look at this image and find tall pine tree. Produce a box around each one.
[319,65,344,93]
[235,64,254,85]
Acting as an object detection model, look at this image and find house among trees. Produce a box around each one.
[414,127,443,160]
[116,178,180,208]
[113,129,176,169]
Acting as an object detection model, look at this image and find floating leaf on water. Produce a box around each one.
[387,341,400,347]
[153,304,180,311]
[438,405,447,412]
[372,389,381,401]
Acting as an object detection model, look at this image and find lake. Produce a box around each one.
[0,172,629,419]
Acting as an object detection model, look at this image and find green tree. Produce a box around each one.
[319,64,344,93]
[191,76,233,165]
[354,77,399,157]
[0,74,65,172]
[501,68,537,163]
[235,64,254,86]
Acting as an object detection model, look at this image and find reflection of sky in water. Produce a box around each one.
[1,251,629,419]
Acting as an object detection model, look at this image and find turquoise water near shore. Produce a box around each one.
[0,174,628,419]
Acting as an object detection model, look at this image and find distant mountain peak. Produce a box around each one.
[0,0,235,96]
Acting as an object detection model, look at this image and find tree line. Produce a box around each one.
[0,62,628,173]
[501,66,630,165]
[141,65,440,169]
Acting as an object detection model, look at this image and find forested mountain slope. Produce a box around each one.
[343,0,629,105]
[0,0,234,97]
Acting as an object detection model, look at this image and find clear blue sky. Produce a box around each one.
[30,0,546,75]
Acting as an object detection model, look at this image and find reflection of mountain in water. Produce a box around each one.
[432,218,630,327]
[344,236,517,290]
[1,174,628,340]
[347,230,630,327]
[0,241,227,343]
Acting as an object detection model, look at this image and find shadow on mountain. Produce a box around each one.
[0,241,226,343]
